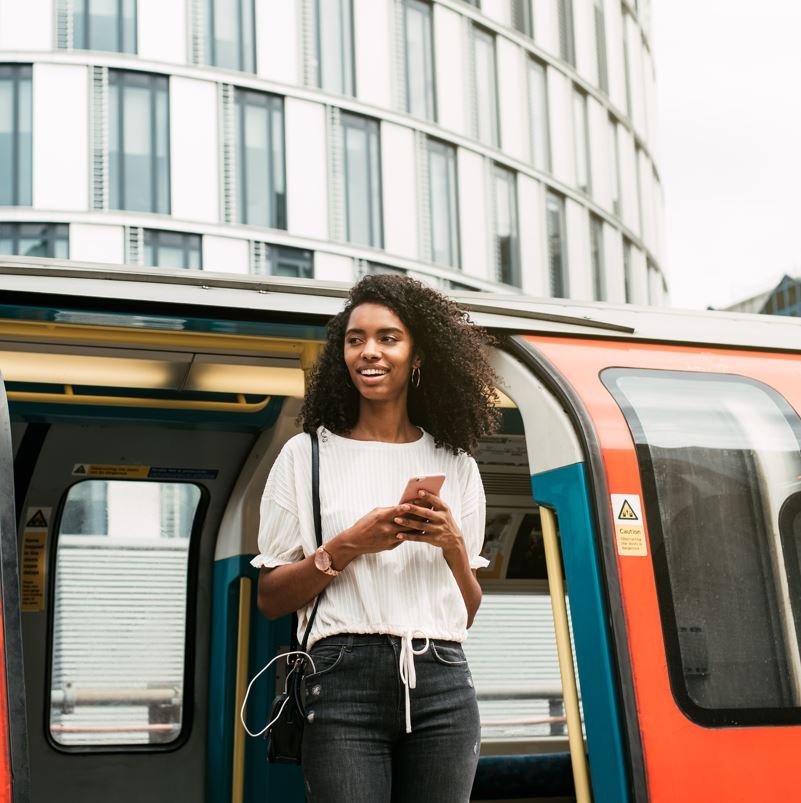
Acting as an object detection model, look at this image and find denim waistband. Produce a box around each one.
[312,633,461,649]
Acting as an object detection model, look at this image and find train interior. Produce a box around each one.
[0,282,618,803]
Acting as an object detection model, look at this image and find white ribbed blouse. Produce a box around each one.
[251,427,488,649]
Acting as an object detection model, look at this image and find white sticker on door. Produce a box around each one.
[611,494,647,556]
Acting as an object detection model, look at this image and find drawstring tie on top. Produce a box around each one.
[399,631,430,733]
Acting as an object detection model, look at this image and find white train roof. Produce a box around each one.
[0,256,799,353]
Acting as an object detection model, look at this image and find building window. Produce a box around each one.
[594,0,608,92]
[142,229,201,269]
[0,65,32,207]
[511,0,533,37]
[403,0,436,120]
[557,0,576,66]
[50,481,202,747]
[235,89,286,229]
[610,115,621,216]
[622,237,632,302]
[73,0,137,54]
[0,223,69,258]
[590,215,605,301]
[527,59,550,172]
[473,26,499,147]
[493,164,519,287]
[427,138,459,268]
[108,70,170,214]
[314,0,355,95]
[341,113,383,248]
[252,242,313,278]
[573,88,591,194]
[206,0,256,72]
[546,191,568,298]
[364,261,407,276]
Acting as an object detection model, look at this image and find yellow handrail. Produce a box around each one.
[232,578,252,803]
[7,389,272,413]
[539,505,592,803]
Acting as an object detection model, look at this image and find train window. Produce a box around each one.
[49,480,202,747]
[603,369,801,726]
[780,493,801,652]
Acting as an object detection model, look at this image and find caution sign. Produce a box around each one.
[611,494,647,556]
[21,507,50,612]
[72,464,149,478]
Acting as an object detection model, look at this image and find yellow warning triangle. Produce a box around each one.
[617,500,638,520]
[25,510,48,528]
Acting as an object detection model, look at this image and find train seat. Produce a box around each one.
[471,752,575,800]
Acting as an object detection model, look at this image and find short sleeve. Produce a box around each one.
[250,444,306,569]
[460,457,489,570]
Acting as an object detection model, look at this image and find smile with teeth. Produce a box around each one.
[359,368,388,376]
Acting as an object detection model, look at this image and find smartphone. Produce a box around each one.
[398,474,446,504]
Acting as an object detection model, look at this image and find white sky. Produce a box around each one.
[652,1,801,310]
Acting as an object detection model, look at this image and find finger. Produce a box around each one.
[397,533,440,543]
[415,490,448,512]
[400,504,443,522]
[396,519,437,538]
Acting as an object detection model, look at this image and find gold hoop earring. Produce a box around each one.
[411,366,421,388]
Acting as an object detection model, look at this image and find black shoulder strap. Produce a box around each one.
[300,431,322,652]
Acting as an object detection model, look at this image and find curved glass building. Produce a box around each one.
[0,0,665,303]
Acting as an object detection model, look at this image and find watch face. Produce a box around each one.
[315,547,332,571]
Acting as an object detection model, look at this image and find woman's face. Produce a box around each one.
[344,303,420,402]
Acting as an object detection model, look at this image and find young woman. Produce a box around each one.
[252,275,500,803]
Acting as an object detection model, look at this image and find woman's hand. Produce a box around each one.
[325,505,414,569]
[393,490,482,626]
[392,491,466,560]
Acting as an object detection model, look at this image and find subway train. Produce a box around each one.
[0,256,800,803]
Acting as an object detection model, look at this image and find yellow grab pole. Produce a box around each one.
[231,578,252,803]
[539,505,592,803]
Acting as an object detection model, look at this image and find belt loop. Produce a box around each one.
[345,634,355,649]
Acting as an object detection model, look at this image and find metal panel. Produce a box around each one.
[380,122,418,259]
[0,376,31,802]
[33,63,89,213]
[285,98,328,240]
[171,77,219,224]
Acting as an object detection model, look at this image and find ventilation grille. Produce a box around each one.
[90,66,109,211]
[220,83,237,223]
[126,226,144,266]
[327,106,344,241]
[479,471,533,498]
[189,0,205,65]
[250,241,270,276]
[55,0,74,49]
[300,0,317,87]
[391,0,407,112]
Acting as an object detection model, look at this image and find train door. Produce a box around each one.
[467,348,636,803]
[13,412,258,803]
[523,335,801,801]
[225,347,634,803]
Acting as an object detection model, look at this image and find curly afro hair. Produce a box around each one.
[299,274,500,455]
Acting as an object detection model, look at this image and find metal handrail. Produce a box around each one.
[540,505,592,803]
